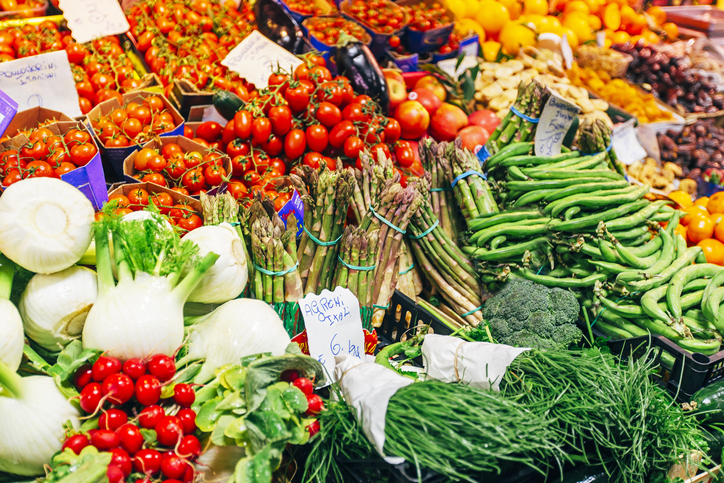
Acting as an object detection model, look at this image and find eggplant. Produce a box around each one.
[253,0,305,55]
[336,34,390,115]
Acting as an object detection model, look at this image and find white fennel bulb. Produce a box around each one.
[0,178,93,274]
[82,216,218,360]
[0,361,80,476]
[0,254,23,372]
[181,299,290,384]
[183,223,248,304]
[19,266,98,352]
[122,210,174,230]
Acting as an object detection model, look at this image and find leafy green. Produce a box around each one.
[245,354,326,413]
[42,446,111,483]
[47,341,101,401]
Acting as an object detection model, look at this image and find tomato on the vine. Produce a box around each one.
[268,105,292,136]
[195,121,223,143]
[204,165,226,186]
[329,120,356,148]
[284,129,306,159]
[182,168,205,192]
[251,117,272,144]
[306,124,329,153]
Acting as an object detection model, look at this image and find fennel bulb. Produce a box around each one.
[0,255,23,372]
[183,224,248,304]
[0,178,94,274]
[0,360,80,476]
[122,210,174,230]
[19,266,98,352]
[82,216,219,360]
[181,299,291,384]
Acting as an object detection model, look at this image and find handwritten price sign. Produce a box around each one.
[613,118,647,166]
[299,287,365,385]
[221,31,303,89]
[534,91,580,157]
[58,0,130,44]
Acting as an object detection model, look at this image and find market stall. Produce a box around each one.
[6,0,724,481]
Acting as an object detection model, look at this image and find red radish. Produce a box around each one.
[161,454,190,479]
[307,420,321,437]
[99,409,128,431]
[102,373,134,405]
[62,434,90,455]
[177,435,201,458]
[173,384,195,407]
[117,424,144,455]
[80,383,103,413]
[133,449,162,475]
[155,416,184,447]
[147,354,176,382]
[74,366,93,390]
[135,375,161,406]
[91,429,120,450]
[306,394,324,415]
[107,465,124,483]
[181,465,194,483]
[293,378,314,396]
[110,448,133,477]
[138,405,164,429]
[93,356,122,382]
[176,408,197,434]
[122,359,147,380]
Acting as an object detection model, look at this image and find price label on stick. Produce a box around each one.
[613,118,647,165]
[222,31,303,89]
[58,0,130,44]
[0,51,82,117]
[299,287,365,386]
[534,91,580,157]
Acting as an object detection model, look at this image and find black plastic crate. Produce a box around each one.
[378,290,457,345]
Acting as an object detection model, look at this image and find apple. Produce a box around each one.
[414,75,446,102]
[468,109,501,134]
[382,68,405,85]
[394,100,430,140]
[429,102,468,142]
[458,125,490,153]
[408,88,441,116]
[387,77,407,110]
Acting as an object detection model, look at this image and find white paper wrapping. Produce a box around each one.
[421,334,529,391]
[334,355,413,464]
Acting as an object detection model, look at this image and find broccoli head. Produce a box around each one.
[483,279,582,350]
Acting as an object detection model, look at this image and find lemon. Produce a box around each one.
[456,18,486,40]
[500,22,536,55]
[475,0,511,35]
[445,0,469,19]
[523,0,548,15]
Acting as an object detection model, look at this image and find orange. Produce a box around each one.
[695,196,710,208]
[668,190,693,208]
[564,0,590,15]
[523,0,548,15]
[611,30,630,44]
[500,22,536,55]
[674,224,688,241]
[687,216,715,243]
[662,22,679,40]
[715,220,724,243]
[603,3,621,31]
[641,29,660,44]
[711,212,724,225]
[499,0,522,19]
[681,206,709,226]
[475,1,511,35]
[697,238,724,266]
[707,192,724,214]
[646,6,666,25]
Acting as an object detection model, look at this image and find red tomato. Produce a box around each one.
[284,129,306,159]
[234,111,253,139]
[343,136,363,158]
[204,165,226,186]
[262,134,284,156]
[26,160,54,178]
[227,181,248,200]
[231,155,250,177]
[226,139,250,158]
[268,105,292,136]
[251,117,272,144]
[142,173,166,186]
[395,145,415,168]
[303,152,322,169]
[196,121,223,143]
[315,102,342,128]
[306,124,329,153]
[182,168,205,192]
[328,120,356,148]
[177,214,202,231]
[342,102,370,123]
[285,85,311,113]
[384,118,401,143]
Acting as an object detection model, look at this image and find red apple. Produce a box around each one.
[408,88,441,116]
[414,75,446,102]
[383,68,405,85]
[458,125,490,153]
[387,77,408,110]
[429,103,468,142]
[468,110,501,133]
[394,100,430,140]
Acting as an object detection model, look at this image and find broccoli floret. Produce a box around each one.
[483,279,583,350]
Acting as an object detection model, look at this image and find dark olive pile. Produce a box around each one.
[658,119,724,178]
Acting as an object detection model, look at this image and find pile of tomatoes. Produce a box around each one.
[90,95,180,148]
[305,16,368,46]
[285,0,337,16]
[130,142,228,196]
[344,0,408,33]
[401,2,451,32]
[0,23,144,114]
[64,354,201,483]
[218,54,406,202]
[125,0,255,96]
[0,126,98,188]
[108,189,203,232]
[0,0,45,16]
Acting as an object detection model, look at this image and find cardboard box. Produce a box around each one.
[122,135,231,198]
[107,181,202,216]
[339,0,409,59]
[87,91,184,182]
[169,80,214,120]
[0,120,107,210]
[2,107,73,139]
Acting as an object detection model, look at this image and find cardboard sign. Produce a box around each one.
[613,118,647,165]
[221,31,303,89]
[437,54,478,79]
[535,91,580,157]
[300,287,365,384]
[58,0,130,44]
[0,51,82,117]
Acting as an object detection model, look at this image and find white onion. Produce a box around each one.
[19,266,98,351]
[183,224,248,304]
[0,178,93,274]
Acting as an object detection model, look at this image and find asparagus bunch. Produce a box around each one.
[349,150,395,223]
[248,198,303,304]
[577,118,626,177]
[291,164,355,295]
[418,137,466,244]
[409,193,484,325]
[395,240,422,299]
[440,138,499,226]
[486,80,548,154]
[332,226,380,313]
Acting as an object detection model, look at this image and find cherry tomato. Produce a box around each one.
[177,214,203,231]
[343,136,363,158]
[196,121,223,143]
[204,165,226,186]
[303,152,323,169]
[315,102,342,128]
[285,85,311,113]
[234,111,253,139]
[329,120,356,148]
[269,105,292,136]
[251,117,272,144]
[226,139,250,158]
[182,168,205,192]
[284,129,306,159]
[306,124,329,152]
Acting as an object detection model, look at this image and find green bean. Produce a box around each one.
[605,201,668,231]
[546,185,648,218]
[507,166,529,181]
[676,336,721,355]
[615,227,674,283]
[543,180,631,202]
[515,269,607,287]
[682,312,720,340]
[472,219,553,247]
[589,260,631,274]
[469,237,549,261]
[609,225,651,241]
[684,278,710,293]
[468,217,550,244]
[467,209,542,231]
[483,142,532,169]
[703,271,724,315]
[650,212,674,222]
[626,316,690,344]
[696,250,709,264]
[599,310,649,337]
[597,239,618,263]
[612,230,662,270]
[505,177,623,192]
[594,319,634,339]
[682,290,705,311]
[568,265,594,277]
[512,189,559,207]
[546,266,571,277]
[628,235,664,256]
[622,232,654,247]
[666,263,723,320]
[666,211,681,236]
[524,153,605,174]
[598,296,645,318]
[703,287,724,332]
[641,285,672,324]
[564,206,580,220]
[490,236,507,250]
[523,168,625,181]
[624,247,704,292]
[552,200,649,232]
[498,150,580,167]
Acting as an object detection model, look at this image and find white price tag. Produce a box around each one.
[596,31,606,48]
[437,55,479,79]
[534,91,580,157]
[0,51,82,117]
[58,0,130,44]
[561,34,573,70]
[221,31,303,89]
[300,287,365,385]
[613,118,647,165]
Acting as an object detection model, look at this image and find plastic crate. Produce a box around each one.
[579,320,724,402]
[378,290,456,345]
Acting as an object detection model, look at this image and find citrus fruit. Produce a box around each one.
[523,0,548,15]
[697,238,724,265]
[668,190,693,208]
[687,216,715,243]
[475,1,511,35]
